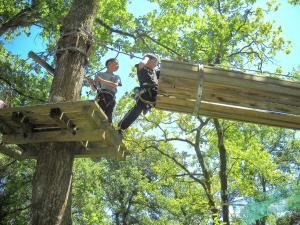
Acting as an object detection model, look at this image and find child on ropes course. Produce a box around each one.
[87,58,122,123]
[117,53,160,135]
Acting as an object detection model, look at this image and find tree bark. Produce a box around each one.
[31,0,98,224]
[214,119,230,225]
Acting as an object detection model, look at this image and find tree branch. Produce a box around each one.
[0,76,45,102]
[214,118,230,225]
[0,3,40,36]
[96,18,182,56]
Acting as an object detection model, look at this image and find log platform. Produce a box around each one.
[157,59,300,130]
[0,100,127,160]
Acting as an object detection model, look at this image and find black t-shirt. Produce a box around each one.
[135,64,160,86]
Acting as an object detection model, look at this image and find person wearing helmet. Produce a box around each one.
[87,58,122,123]
[117,53,160,135]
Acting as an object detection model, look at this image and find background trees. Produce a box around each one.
[0,0,299,224]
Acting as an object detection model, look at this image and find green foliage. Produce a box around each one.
[289,0,300,5]
[0,155,35,224]
[1,0,299,224]
[0,44,51,105]
[72,159,107,224]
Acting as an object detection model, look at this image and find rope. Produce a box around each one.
[56,46,87,57]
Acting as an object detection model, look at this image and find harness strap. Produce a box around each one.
[138,95,155,106]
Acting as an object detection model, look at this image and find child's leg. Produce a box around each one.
[118,100,145,130]
[105,96,116,123]
[97,93,115,123]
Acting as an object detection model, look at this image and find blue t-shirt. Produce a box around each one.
[94,72,122,94]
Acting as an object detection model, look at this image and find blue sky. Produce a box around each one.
[2,0,300,101]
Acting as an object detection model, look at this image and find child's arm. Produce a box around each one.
[95,75,118,88]
[87,78,97,91]
[138,56,149,70]
[0,100,7,109]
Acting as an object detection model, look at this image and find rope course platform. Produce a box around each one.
[157,60,300,130]
[0,100,127,160]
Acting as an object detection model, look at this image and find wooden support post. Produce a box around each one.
[50,107,77,135]
[28,51,55,76]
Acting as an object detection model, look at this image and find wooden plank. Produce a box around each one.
[157,96,300,123]
[82,105,106,128]
[204,68,300,97]
[161,60,300,89]
[2,128,108,144]
[0,101,108,131]
[0,100,98,117]
[162,59,200,72]
[11,112,34,138]
[159,75,300,107]
[0,111,103,129]
[50,107,77,134]
[76,145,118,157]
[202,85,300,114]
[74,141,126,160]
[156,102,300,130]
[204,66,300,89]
[159,82,300,114]
[156,96,300,130]
[160,67,300,97]
[28,51,55,76]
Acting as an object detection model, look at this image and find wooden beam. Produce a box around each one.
[158,82,300,114]
[2,128,108,144]
[75,145,124,158]
[28,51,55,76]
[160,67,300,97]
[11,111,34,138]
[157,60,300,129]
[50,107,77,134]
[156,96,300,130]
[162,59,300,90]
[0,100,99,117]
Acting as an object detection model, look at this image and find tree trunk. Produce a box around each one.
[194,121,219,224]
[31,0,98,225]
[214,119,230,225]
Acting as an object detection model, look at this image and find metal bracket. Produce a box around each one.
[193,64,204,115]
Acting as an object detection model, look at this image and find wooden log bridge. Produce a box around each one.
[0,100,127,160]
[156,60,300,130]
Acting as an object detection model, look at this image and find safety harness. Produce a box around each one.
[132,83,157,115]
[96,89,116,107]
